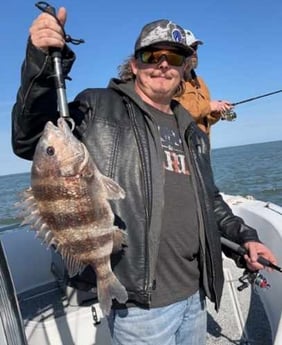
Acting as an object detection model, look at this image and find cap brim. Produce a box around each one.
[136,41,194,57]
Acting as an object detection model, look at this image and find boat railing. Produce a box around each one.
[0,223,21,232]
[0,239,28,345]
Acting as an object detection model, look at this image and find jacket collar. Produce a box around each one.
[108,78,194,131]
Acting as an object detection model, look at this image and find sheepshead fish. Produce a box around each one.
[18,117,128,315]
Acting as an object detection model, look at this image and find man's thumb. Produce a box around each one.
[57,7,67,27]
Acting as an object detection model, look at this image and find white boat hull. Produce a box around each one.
[223,194,282,345]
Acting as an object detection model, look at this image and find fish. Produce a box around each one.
[17,117,128,315]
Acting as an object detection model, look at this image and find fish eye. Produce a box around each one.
[46,146,55,156]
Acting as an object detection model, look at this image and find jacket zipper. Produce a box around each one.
[184,126,218,307]
[124,100,152,300]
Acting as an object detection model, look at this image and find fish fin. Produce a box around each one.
[101,175,126,200]
[16,188,58,249]
[62,251,86,277]
[97,272,128,316]
[17,187,86,278]
[112,228,128,253]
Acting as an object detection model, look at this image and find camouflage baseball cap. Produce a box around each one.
[134,19,194,56]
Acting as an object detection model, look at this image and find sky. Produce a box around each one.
[1,0,282,176]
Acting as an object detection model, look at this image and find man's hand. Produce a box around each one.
[243,241,277,271]
[210,100,233,113]
[29,7,67,52]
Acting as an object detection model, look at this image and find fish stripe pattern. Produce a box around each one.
[17,118,128,315]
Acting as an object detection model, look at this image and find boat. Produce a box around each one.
[0,193,282,345]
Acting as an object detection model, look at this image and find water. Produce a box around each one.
[211,140,282,206]
[0,172,30,226]
[0,140,281,226]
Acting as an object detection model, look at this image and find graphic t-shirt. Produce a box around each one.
[148,106,200,307]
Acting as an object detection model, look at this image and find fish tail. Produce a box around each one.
[97,273,128,316]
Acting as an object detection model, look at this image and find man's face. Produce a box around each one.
[131,47,187,104]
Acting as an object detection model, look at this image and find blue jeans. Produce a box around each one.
[107,290,207,345]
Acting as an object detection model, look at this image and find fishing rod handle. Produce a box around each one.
[220,237,282,272]
[41,3,70,119]
[42,4,63,58]
[221,237,246,255]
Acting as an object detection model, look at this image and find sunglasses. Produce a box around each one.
[138,50,186,67]
[191,45,198,51]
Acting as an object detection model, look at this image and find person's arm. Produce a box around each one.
[11,8,75,160]
[178,76,233,135]
[209,100,233,125]
[179,77,211,121]
[213,190,277,271]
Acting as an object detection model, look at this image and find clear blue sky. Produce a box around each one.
[1,0,282,176]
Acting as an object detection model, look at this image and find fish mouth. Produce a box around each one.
[44,120,57,131]
[57,117,73,135]
[44,118,74,135]
[56,118,90,169]
[42,118,89,175]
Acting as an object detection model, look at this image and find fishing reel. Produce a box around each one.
[237,269,270,291]
[221,109,237,121]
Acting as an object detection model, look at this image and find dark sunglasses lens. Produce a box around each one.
[140,51,156,64]
[139,51,185,66]
[166,54,185,66]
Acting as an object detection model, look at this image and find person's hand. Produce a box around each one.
[29,7,67,52]
[243,241,277,271]
[210,100,233,113]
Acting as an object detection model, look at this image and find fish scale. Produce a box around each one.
[17,117,128,315]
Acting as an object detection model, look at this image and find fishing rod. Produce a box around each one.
[221,236,282,273]
[221,89,282,121]
[221,236,282,291]
[232,89,282,106]
[35,2,85,128]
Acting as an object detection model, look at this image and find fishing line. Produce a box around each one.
[221,89,282,121]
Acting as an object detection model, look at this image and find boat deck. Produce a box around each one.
[17,255,273,345]
[1,223,275,344]
[207,255,272,345]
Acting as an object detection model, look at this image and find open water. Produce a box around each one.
[0,140,281,226]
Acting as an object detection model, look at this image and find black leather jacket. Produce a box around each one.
[12,42,260,310]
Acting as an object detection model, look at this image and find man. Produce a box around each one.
[11,7,276,345]
[177,29,233,137]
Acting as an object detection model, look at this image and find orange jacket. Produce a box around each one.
[176,76,221,136]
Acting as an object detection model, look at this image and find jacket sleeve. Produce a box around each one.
[214,191,260,243]
[178,77,222,136]
[11,39,76,160]
[213,187,261,265]
[178,77,211,120]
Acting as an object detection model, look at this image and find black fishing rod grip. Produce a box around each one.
[43,4,63,59]
[221,237,282,272]
[41,2,70,119]
[221,237,247,256]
